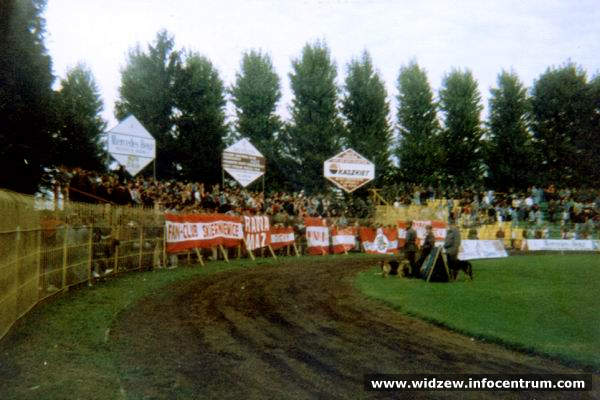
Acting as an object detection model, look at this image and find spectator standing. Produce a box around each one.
[416,225,435,270]
[444,218,461,279]
[404,221,418,277]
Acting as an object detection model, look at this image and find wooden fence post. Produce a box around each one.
[162,227,167,268]
[219,244,229,263]
[243,239,255,261]
[87,225,93,285]
[113,225,120,274]
[62,223,69,290]
[36,228,42,295]
[268,245,277,259]
[194,248,204,266]
[138,227,144,270]
[13,227,21,320]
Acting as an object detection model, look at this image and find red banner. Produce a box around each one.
[305,217,330,255]
[165,213,243,253]
[331,226,356,254]
[397,220,447,247]
[243,215,271,250]
[270,226,295,249]
[359,227,398,254]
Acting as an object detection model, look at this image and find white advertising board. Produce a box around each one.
[222,138,266,187]
[526,239,599,251]
[458,240,508,260]
[323,149,375,193]
[106,115,155,176]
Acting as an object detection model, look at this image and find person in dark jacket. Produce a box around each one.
[444,218,461,277]
[416,225,435,272]
[404,221,418,277]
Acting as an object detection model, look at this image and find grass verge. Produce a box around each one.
[356,254,600,371]
[0,258,279,400]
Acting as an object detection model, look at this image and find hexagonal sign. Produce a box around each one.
[107,115,155,176]
[323,148,375,193]
[222,138,266,187]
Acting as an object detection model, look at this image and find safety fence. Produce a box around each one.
[0,190,165,340]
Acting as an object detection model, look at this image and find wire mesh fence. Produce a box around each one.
[0,190,165,340]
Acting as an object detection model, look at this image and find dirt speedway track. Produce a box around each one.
[111,257,598,399]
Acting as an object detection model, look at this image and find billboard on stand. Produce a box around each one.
[222,138,266,187]
[323,148,374,193]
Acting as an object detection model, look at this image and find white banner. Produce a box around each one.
[526,239,599,251]
[458,240,508,260]
[243,215,270,250]
[306,226,329,247]
[165,220,244,244]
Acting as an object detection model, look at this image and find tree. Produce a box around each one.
[282,40,344,194]
[438,68,484,188]
[230,50,284,190]
[53,63,106,171]
[588,75,600,185]
[341,51,393,186]
[0,0,54,193]
[172,52,227,184]
[485,70,534,190]
[115,30,180,178]
[395,61,440,185]
[531,63,595,187]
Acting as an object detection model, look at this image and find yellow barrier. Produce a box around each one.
[0,190,165,341]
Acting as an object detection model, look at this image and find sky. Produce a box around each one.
[44,0,600,131]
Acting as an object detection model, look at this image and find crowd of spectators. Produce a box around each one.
[46,167,600,237]
[46,167,374,227]
[387,183,600,238]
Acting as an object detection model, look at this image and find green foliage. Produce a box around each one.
[531,63,595,187]
[0,0,54,193]
[357,254,600,369]
[485,70,534,190]
[230,50,286,190]
[341,51,393,186]
[173,53,228,184]
[438,68,484,187]
[53,63,107,171]
[589,75,600,184]
[115,30,180,179]
[395,61,440,185]
[282,40,344,194]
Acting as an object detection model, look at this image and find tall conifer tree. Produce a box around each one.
[282,40,344,193]
[438,68,484,187]
[341,51,392,186]
[395,61,440,185]
[0,0,54,193]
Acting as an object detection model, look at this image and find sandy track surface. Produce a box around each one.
[111,257,597,399]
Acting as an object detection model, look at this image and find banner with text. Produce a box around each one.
[525,239,600,252]
[243,215,271,250]
[165,213,243,253]
[305,217,330,255]
[270,226,295,249]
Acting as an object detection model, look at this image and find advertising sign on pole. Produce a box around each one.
[323,148,374,193]
[222,138,266,187]
[106,115,156,176]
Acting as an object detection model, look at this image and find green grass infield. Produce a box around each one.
[356,253,600,370]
